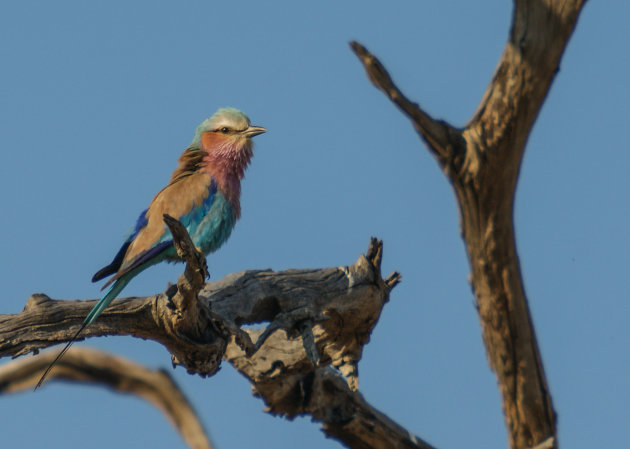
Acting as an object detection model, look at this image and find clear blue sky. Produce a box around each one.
[1,1,628,448]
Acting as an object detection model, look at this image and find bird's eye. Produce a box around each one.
[220,127,230,134]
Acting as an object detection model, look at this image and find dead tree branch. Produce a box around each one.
[351,1,586,448]
[1,230,410,449]
[0,347,213,449]
[227,352,436,449]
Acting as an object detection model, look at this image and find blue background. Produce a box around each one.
[1,1,628,448]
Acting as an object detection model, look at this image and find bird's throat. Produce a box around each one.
[201,158,249,220]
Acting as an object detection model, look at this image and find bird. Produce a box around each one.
[35,107,265,389]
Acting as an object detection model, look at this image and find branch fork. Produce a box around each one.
[350,1,586,446]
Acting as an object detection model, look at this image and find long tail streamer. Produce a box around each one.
[34,278,130,389]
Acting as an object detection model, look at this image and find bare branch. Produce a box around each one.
[210,238,399,393]
[349,41,464,168]
[0,347,213,449]
[1,237,415,448]
[221,241,431,449]
[1,238,397,391]
[162,214,245,372]
[351,1,587,448]
[164,212,209,308]
[228,360,437,449]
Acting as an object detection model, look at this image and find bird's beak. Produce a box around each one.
[243,126,266,138]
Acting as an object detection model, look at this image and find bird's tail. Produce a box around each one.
[83,277,129,326]
[34,277,130,390]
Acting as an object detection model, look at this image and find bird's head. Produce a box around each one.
[192,108,266,160]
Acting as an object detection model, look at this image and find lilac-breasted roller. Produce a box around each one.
[36,108,265,388]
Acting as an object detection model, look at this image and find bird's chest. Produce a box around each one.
[192,191,237,254]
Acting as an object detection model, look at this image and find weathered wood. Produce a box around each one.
[217,241,424,449]
[0,238,409,449]
[224,361,436,449]
[0,247,394,378]
[0,347,214,449]
[351,1,586,448]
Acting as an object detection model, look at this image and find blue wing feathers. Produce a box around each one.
[92,208,149,282]
[133,208,149,237]
[91,240,131,282]
[179,180,217,238]
[96,181,221,289]
[94,180,233,291]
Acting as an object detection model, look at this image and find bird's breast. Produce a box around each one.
[192,191,238,255]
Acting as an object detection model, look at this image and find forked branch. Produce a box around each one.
[351,1,587,448]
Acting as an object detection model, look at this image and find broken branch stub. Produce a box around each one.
[220,237,400,391]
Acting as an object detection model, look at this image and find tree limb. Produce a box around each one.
[1,239,397,384]
[1,237,414,448]
[350,41,464,169]
[351,1,587,448]
[0,347,214,449]
[226,355,437,449]
[217,242,431,449]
